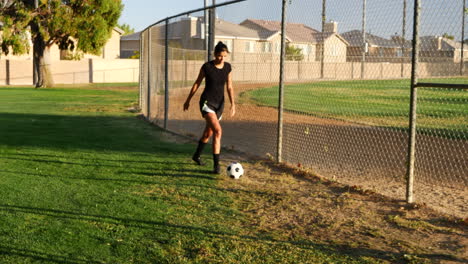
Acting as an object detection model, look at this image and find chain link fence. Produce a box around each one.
[140,0,467,218]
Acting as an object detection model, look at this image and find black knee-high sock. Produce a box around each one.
[213,154,220,173]
[192,141,206,165]
[193,140,206,158]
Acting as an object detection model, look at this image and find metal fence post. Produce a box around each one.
[147,28,152,120]
[361,0,367,79]
[405,0,421,204]
[277,0,288,163]
[461,0,466,75]
[320,0,326,79]
[164,19,169,130]
[401,0,407,78]
[208,0,216,62]
[139,32,143,109]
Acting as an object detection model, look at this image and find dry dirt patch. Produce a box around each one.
[160,130,467,263]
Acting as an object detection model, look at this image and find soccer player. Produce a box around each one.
[183,41,236,174]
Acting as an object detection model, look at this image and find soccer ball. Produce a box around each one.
[226,162,244,179]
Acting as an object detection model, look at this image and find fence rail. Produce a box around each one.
[140,0,467,218]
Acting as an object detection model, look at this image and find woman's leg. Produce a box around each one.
[204,113,222,154]
[192,123,213,165]
[204,113,222,173]
[200,122,213,143]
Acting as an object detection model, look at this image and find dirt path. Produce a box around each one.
[152,82,467,219]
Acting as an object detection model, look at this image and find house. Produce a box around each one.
[143,17,348,63]
[341,30,409,62]
[420,36,468,63]
[1,27,124,61]
[144,16,267,61]
[120,31,141,58]
[240,19,349,62]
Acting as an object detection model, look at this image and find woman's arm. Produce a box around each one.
[183,68,205,111]
[226,72,235,117]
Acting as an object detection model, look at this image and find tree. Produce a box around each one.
[285,45,304,61]
[0,0,123,88]
[118,23,135,36]
[129,50,139,59]
[442,33,455,40]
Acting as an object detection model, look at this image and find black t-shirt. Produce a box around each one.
[200,61,231,109]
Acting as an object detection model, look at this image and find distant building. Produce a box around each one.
[1,27,124,61]
[120,31,141,58]
[142,17,348,63]
[420,36,468,63]
[341,30,410,62]
[240,19,349,63]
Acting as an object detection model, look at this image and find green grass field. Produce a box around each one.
[0,84,380,263]
[242,78,467,138]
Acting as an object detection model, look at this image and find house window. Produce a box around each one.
[331,46,338,56]
[275,43,281,53]
[245,41,255,53]
[396,49,403,57]
[263,42,272,53]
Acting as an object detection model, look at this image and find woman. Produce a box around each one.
[183,41,236,174]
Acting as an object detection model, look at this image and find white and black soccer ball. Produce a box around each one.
[226,162,244,179]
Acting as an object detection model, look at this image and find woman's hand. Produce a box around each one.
[230,104,236,117]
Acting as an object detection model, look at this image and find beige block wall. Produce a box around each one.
[0,60,33,85]
[92,59,139,83]
[0,59,139,85]
[163,58,466,83]
[51,60,90,84]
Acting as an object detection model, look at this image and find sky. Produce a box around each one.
[120,0,466,40]
[120,0,206,32]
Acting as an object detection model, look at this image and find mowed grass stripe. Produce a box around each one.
[0,85,374,263]
[244,78,467,136]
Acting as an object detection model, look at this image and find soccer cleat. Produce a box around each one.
[213,164,221,174]
[192,155,204,166]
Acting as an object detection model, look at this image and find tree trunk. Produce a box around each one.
[33,33,54,88]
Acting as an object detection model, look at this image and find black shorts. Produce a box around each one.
[199,100,224,120]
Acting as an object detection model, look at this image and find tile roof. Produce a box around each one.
[240,19,321,43]
[214,19,262,39]
[341,30,400,48]
[121,31,141,41]
[420,36,466,51]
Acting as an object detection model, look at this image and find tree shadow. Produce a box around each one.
[2,204,464,263]
[0,113,189,154]
[0,245,102,264]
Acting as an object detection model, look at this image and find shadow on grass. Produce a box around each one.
[3,152,192,164]
[0,113,186,154]
[0,168,270,197]
[0,204,464,263]
[0,245,101,264]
